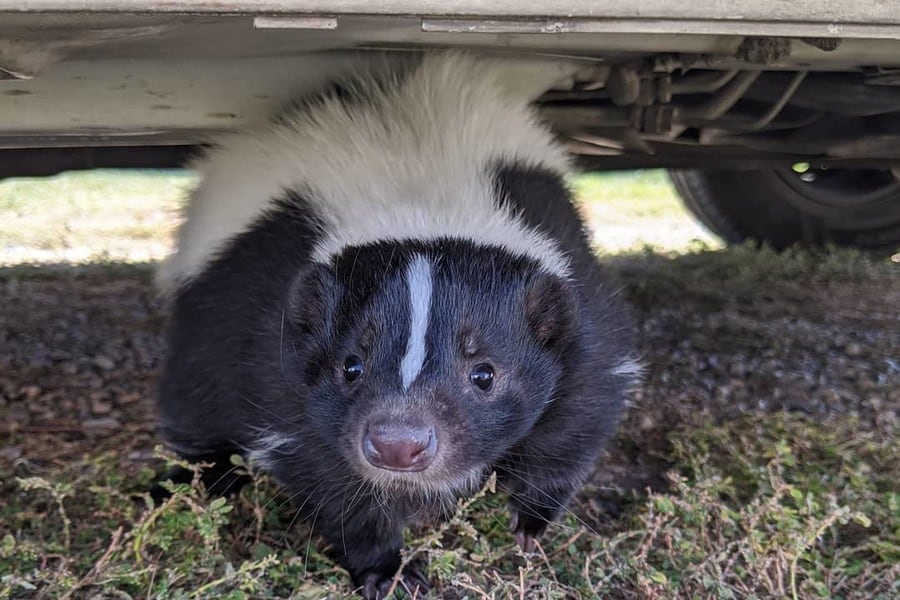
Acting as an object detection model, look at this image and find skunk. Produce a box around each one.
[156,52,640,598]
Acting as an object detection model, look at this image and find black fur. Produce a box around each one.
[158,132,635,598]
[491,164,635,544]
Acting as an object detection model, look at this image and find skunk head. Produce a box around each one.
[282,241,577,497]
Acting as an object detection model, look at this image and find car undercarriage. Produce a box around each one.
[2,2,899,249]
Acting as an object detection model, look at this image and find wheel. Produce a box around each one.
[668,166,900,251]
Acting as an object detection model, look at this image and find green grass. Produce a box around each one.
[572,170,683,219]
[611,242,896,314]
[0,170,193,266]
[572,171,721,253]
[0,169,714,266]
[3,414,896,599]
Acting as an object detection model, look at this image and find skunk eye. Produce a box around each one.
[343,355,364,382]
[470,363,494,391]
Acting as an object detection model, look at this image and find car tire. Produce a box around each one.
[668,167,900,251]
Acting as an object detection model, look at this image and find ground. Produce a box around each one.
[0,171,897,599]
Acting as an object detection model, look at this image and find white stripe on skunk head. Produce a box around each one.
[158,52,580,290]
[400,254,433,391]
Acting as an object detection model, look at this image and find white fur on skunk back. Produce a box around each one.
[158,53,582,290]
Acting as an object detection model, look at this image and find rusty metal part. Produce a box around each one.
[657,75,673,103]
[801,38,842,52]
[678,71,761,121]
[739,71,808,131]
[743,72,900,116]
[636,77,655,107]
[607,64,641,106]
[640,105,674,134]
[735,37,792,64]
[671,70,739,94]
[537,105,633,129]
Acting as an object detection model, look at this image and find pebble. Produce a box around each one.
[728,362,746,377]
[89,391,113,415]
[61,363,79,375]
[81,417,121,431]
[93,356,115,371]
[118,392,141,405]
[0,447,23,461]
[845,343,863,357]
[21,385,41,401]
[1,254,895,484]
[865,395,883,411]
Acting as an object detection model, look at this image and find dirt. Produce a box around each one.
[1,266,163,472]
[1,256,898,500]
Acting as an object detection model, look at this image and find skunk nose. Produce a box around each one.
[363,419,437,472]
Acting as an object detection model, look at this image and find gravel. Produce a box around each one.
[1,258,897,487]
[1,266,165,470]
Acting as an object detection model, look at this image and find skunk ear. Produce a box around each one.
[287,264,340,337]
[524,273,577,350]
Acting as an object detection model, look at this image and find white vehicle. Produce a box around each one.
[2,1,899,250]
